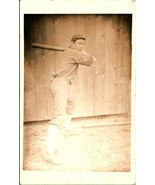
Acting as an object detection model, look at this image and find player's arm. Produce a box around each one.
[77,51,96,66]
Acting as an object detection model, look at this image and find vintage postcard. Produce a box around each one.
[20,0,136,184]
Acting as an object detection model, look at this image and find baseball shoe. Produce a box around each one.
[45,151,62,165]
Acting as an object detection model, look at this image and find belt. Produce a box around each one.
[53,73,59,78]
[52,74,72,85]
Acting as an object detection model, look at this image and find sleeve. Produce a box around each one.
[76,51,96,66]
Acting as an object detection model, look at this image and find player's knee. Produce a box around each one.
[66,101,75,114]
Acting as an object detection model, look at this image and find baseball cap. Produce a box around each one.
[71,34,86,42]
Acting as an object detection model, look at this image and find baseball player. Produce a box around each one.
[47,34,96,165]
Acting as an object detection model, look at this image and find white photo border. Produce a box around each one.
[20,0,136,184]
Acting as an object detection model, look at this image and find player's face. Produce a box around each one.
[73,39,85,51]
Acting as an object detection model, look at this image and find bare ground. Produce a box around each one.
[23,114,131,172]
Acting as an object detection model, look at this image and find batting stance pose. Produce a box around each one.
[47,34,96,165]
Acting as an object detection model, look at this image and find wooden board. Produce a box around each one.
[24,14,132,122]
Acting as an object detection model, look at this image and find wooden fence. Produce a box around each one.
[24,14,132,122]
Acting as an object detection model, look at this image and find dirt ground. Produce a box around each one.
[23,114,131,172]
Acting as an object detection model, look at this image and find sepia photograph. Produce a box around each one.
[20,1,136,184]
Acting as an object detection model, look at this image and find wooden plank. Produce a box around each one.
[33,53,47,120]
[25,16,47,121]
[33,17,46,120]
[32,15,44,43]
[84,15,95,116]
[44,15,57,119]
[76,65,86,116]
[75,15,86,35]
[44,15,55,44]
[104,15,117,114]
[94,15,106,115]
[24,15,43,121]
[24,59,37,121]
[114,83,123,113]
[83,121,131,129]
[114,15,131,113]
[114,15,124,113]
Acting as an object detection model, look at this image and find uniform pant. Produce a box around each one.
[49,77,75,128]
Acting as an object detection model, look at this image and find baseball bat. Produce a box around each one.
[32,43,65,51]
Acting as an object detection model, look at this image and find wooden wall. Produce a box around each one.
[24,14,132,122]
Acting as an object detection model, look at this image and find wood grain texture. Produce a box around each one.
[24,14,132,121]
